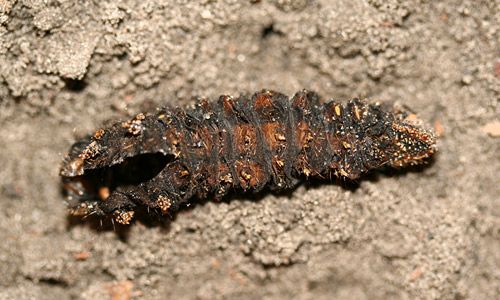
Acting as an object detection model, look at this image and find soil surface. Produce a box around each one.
[0,1,498,299]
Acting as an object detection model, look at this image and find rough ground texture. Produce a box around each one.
[0,0,498,299]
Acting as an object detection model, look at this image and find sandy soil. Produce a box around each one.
[0,0,498,299]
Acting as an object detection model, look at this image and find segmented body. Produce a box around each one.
[60,90,436,224]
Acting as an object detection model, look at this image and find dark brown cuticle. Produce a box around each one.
[60,89,437,225]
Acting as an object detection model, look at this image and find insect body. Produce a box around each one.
[60,90,436,224]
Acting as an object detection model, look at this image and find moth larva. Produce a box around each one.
[60,90,436,224]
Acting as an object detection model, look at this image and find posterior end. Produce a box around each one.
[388,115,437,167]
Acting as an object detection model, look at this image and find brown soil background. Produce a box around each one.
[0,1,498,299]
